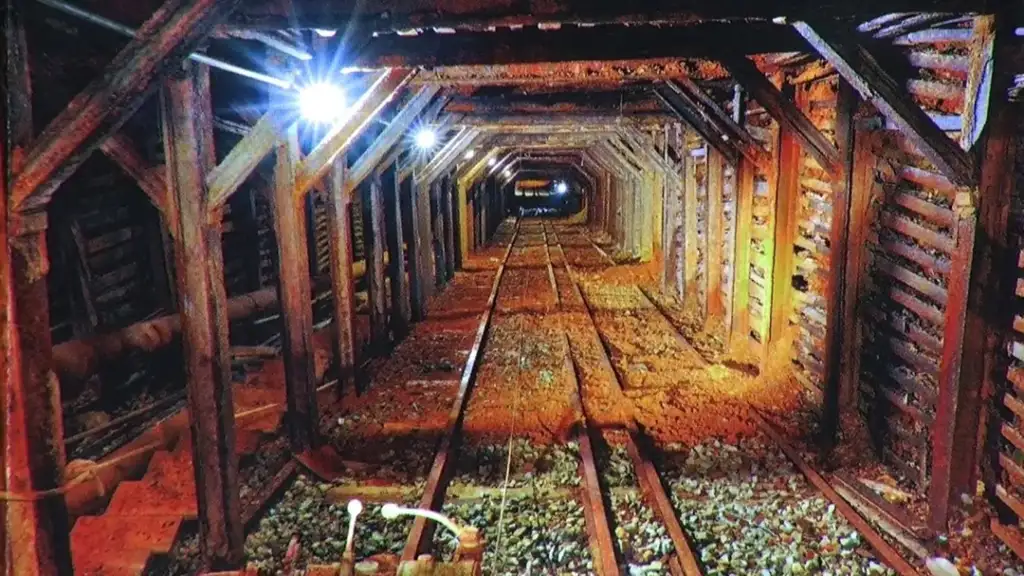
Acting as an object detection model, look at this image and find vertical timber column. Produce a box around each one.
[457,180,470,266]
[640,171,655,261]
[404,168,427,321]
[363,171,388,349]
[821,81,857,450]
[683,144,698,302]
[706,149,725,322]
[272,121,318,451]
[730,158,755,349]
[2,0,73,570]
[162,63,242,569]
[431,178,446,287]
[325,158,357,390]
[768,108,802,349]
[383,164,411,337]
[442,173,456,280]
[416,176,435,298]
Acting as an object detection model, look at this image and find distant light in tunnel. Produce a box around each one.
[299,82,348,125]
[464,149,476,160]
[488,157,498,167]
[414,128,438,150]
[555,181,568,194]
[503,168,512,178]
[315,29,338,37]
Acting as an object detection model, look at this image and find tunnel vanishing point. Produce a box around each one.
[3,0,1024,574]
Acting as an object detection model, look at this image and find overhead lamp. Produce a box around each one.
[299,82,348,124]
[503,168,512,178]
[555,181,568,194]
[464,149,476,160]
[488,157,498,167]
[414,128,438,150]
[314,29,338,37]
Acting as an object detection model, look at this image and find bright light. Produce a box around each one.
[555,181,568,194]
[314,29,337,37]
[414,128,437,150]
[299,83,347,124]
[463,149,476,160]
[503,168,512,178]
[488,157,498,167]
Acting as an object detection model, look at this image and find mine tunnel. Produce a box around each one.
[3,0,1024,574]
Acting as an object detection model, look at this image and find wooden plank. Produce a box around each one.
[271,122,318,452]
[822,80,855,451]
[769,101,802,347]
[99,133,168,217]
[363,172,389,349]
[404,170,427,321]
[383,165,411,338]
[792,22,975,186]
[683,140,699,303]
[325,158,358,390]
[730,158,756,347]
[442,174,457,281]
[706,148,725,320]
[880,211,956,254]
[12,0,243,213]
[160,62,243,568]
[720,53,842,175]
[654,83,741,167]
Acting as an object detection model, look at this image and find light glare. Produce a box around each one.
[299,83,348,124]
[314,29,337,37]
[464,149,476,160]
[555,181,568,194]
[488,157,498,167]
[415,128,438,150]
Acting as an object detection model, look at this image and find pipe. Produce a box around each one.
[33,0,294,89]
[227,29,313,61]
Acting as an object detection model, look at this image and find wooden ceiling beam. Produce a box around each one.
[12,0,243,213]
[654,83,742,167]
[227,0,980,31]
[719,52,843,174]
[355,22,804,69]
[99,132,169,218]
[792,21,976,185]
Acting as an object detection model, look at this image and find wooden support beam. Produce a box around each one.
[363,172,389,348]
[442,173,457,281]
[383,164,411,337]
[431,178,447,286]
[706,148,726,321]
[730,158,756,349]
[404,168,428,320]
[669,78,773,173]
[768,99,802,348]
[12,0,242,213]
[682,140,699,303]
[272,123,318,452]
[654,83,742,167]
[346,86,440,194]
[821,80,857,452]
[296,69,415,198]
[720,53,842,175]
[160,62,243,569]
[326,158,358,390]
[2,0,73,571]
[207,110,294,210]
[100,133,168,218]
[792,22,975,186]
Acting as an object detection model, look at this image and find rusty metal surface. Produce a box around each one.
[161,63,243,569]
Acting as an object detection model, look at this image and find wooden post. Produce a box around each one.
[431,178,446,287]
[405,168,427,320]
[363,171,389,348]
[416,176,435,299]
[457,180,470,265]
[768,93,803,348]
[271,123,318,451]
[730,158,755,349]
[2,2,73,570]
[821,80,857,451]
[326,158,358,389]
[707,148,725,321]
[161,62,243,569]
[442,173,457,280]
[683,141,698,303]
[383,164,411,337]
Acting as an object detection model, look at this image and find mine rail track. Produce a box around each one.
[547,220,922,576]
